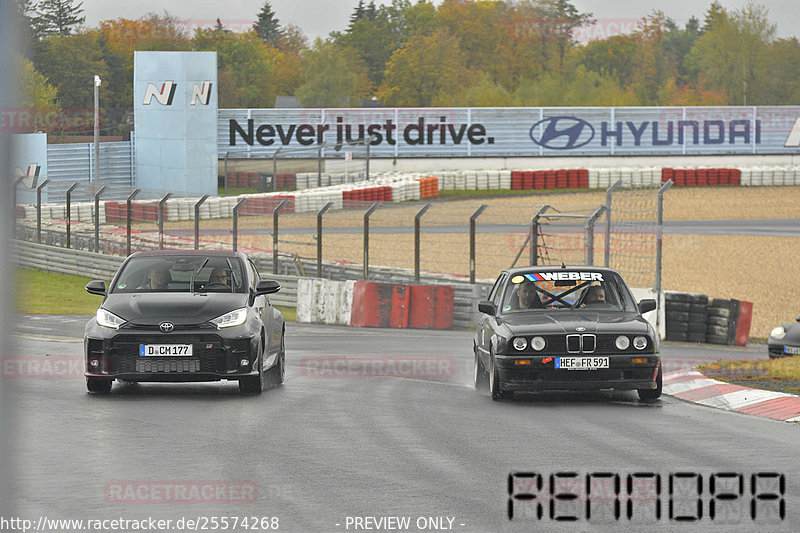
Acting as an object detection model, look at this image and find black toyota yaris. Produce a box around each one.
[84,250,285,395]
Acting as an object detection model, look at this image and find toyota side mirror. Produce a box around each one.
[85,280,107,296]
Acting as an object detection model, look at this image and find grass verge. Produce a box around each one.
[16,268,296,321]
[697,357,800,381]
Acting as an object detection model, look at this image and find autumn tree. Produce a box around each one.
[18,56,60,112]
[295,39,371,107]
[193,29,279,108]
[32,30,111,137]
[686,3,775,104]
[763,38,800,104]
[515,65,635,106]
[378,27,475,106]
[335,0,413,87]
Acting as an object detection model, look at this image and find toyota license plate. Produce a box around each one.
[555,356,609,370]
[139,344,193,357]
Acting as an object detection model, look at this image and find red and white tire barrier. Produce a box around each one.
[664,369,800,422]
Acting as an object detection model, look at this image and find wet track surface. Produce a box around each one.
[3,317,798,532]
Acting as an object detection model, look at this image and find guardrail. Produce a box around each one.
[12,241,489,328]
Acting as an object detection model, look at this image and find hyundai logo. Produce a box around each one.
[530,116,595,150]
[159,322,174,333]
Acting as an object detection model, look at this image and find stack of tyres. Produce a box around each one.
[665,292,690,341]
[665,292,709,342]
[686,294,709,342]
[706,298,734,345]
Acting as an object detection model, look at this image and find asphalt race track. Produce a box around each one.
[4,317,798,532]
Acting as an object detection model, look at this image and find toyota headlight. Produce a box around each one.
[210,308,248,329]
[96,308,126,329]
[770,326,786,340]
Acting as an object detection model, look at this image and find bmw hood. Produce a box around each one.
[500,310,652,336]
[101,293,249,326]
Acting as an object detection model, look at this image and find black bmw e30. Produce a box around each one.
[84,250,285,395]
[474,266,661,401]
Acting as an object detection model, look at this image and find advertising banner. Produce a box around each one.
[219,106,800,158]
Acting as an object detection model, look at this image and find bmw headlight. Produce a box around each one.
[513,337,528,351]
[770,326,786,340]
[530,336,546,351]
[96,308,126,329]
[210,308,248,329]
[615,335,630,350]
[633,336,648,350]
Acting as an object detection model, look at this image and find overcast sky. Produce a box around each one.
[81,0,800,41]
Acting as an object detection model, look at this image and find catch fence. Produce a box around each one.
[12,177,670,293]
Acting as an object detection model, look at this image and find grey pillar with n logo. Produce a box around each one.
[133,51,218,197]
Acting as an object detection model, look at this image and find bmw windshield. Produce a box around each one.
[500,270,637,313]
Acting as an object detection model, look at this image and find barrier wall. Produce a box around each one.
[296,278,354,325]
[349,280,454,330]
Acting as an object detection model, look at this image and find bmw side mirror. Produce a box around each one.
[85,280,107,296]
[478,300,496,316]
[256,280,281,296]
[638,299,657,314]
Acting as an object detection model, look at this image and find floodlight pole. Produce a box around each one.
[93,75,101,183]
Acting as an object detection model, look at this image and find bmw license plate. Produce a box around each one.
[785,346,800,355]
[139,344,193,357]
[556,356,609,370]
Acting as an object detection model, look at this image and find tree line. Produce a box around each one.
[14,0,800,138]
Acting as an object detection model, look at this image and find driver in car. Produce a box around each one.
[581,284,606,307]
[207,267,230,287]
[515,280,544,309]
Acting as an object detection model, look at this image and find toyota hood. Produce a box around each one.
[101,293,249,326]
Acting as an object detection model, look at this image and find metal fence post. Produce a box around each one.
[317,145,323,187]
[469,204,488,283]
[194,195,209,250]
[157,193,172,250]
[585,206,607,266]
[65,182,78,249]
[272,198,290,274]
[655,180,673,325]
[317,202,333,278]
[604,179,622,267]
[223,151,230,196]
[232,197,247,252]
[12,175,25,237]
[93,184,108,253]
[414,203,432,282]
[272,148,282,193]
[36,179,50,244]
[126,189,140,256]
[363,202,381,280]
[529,205,551,266]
